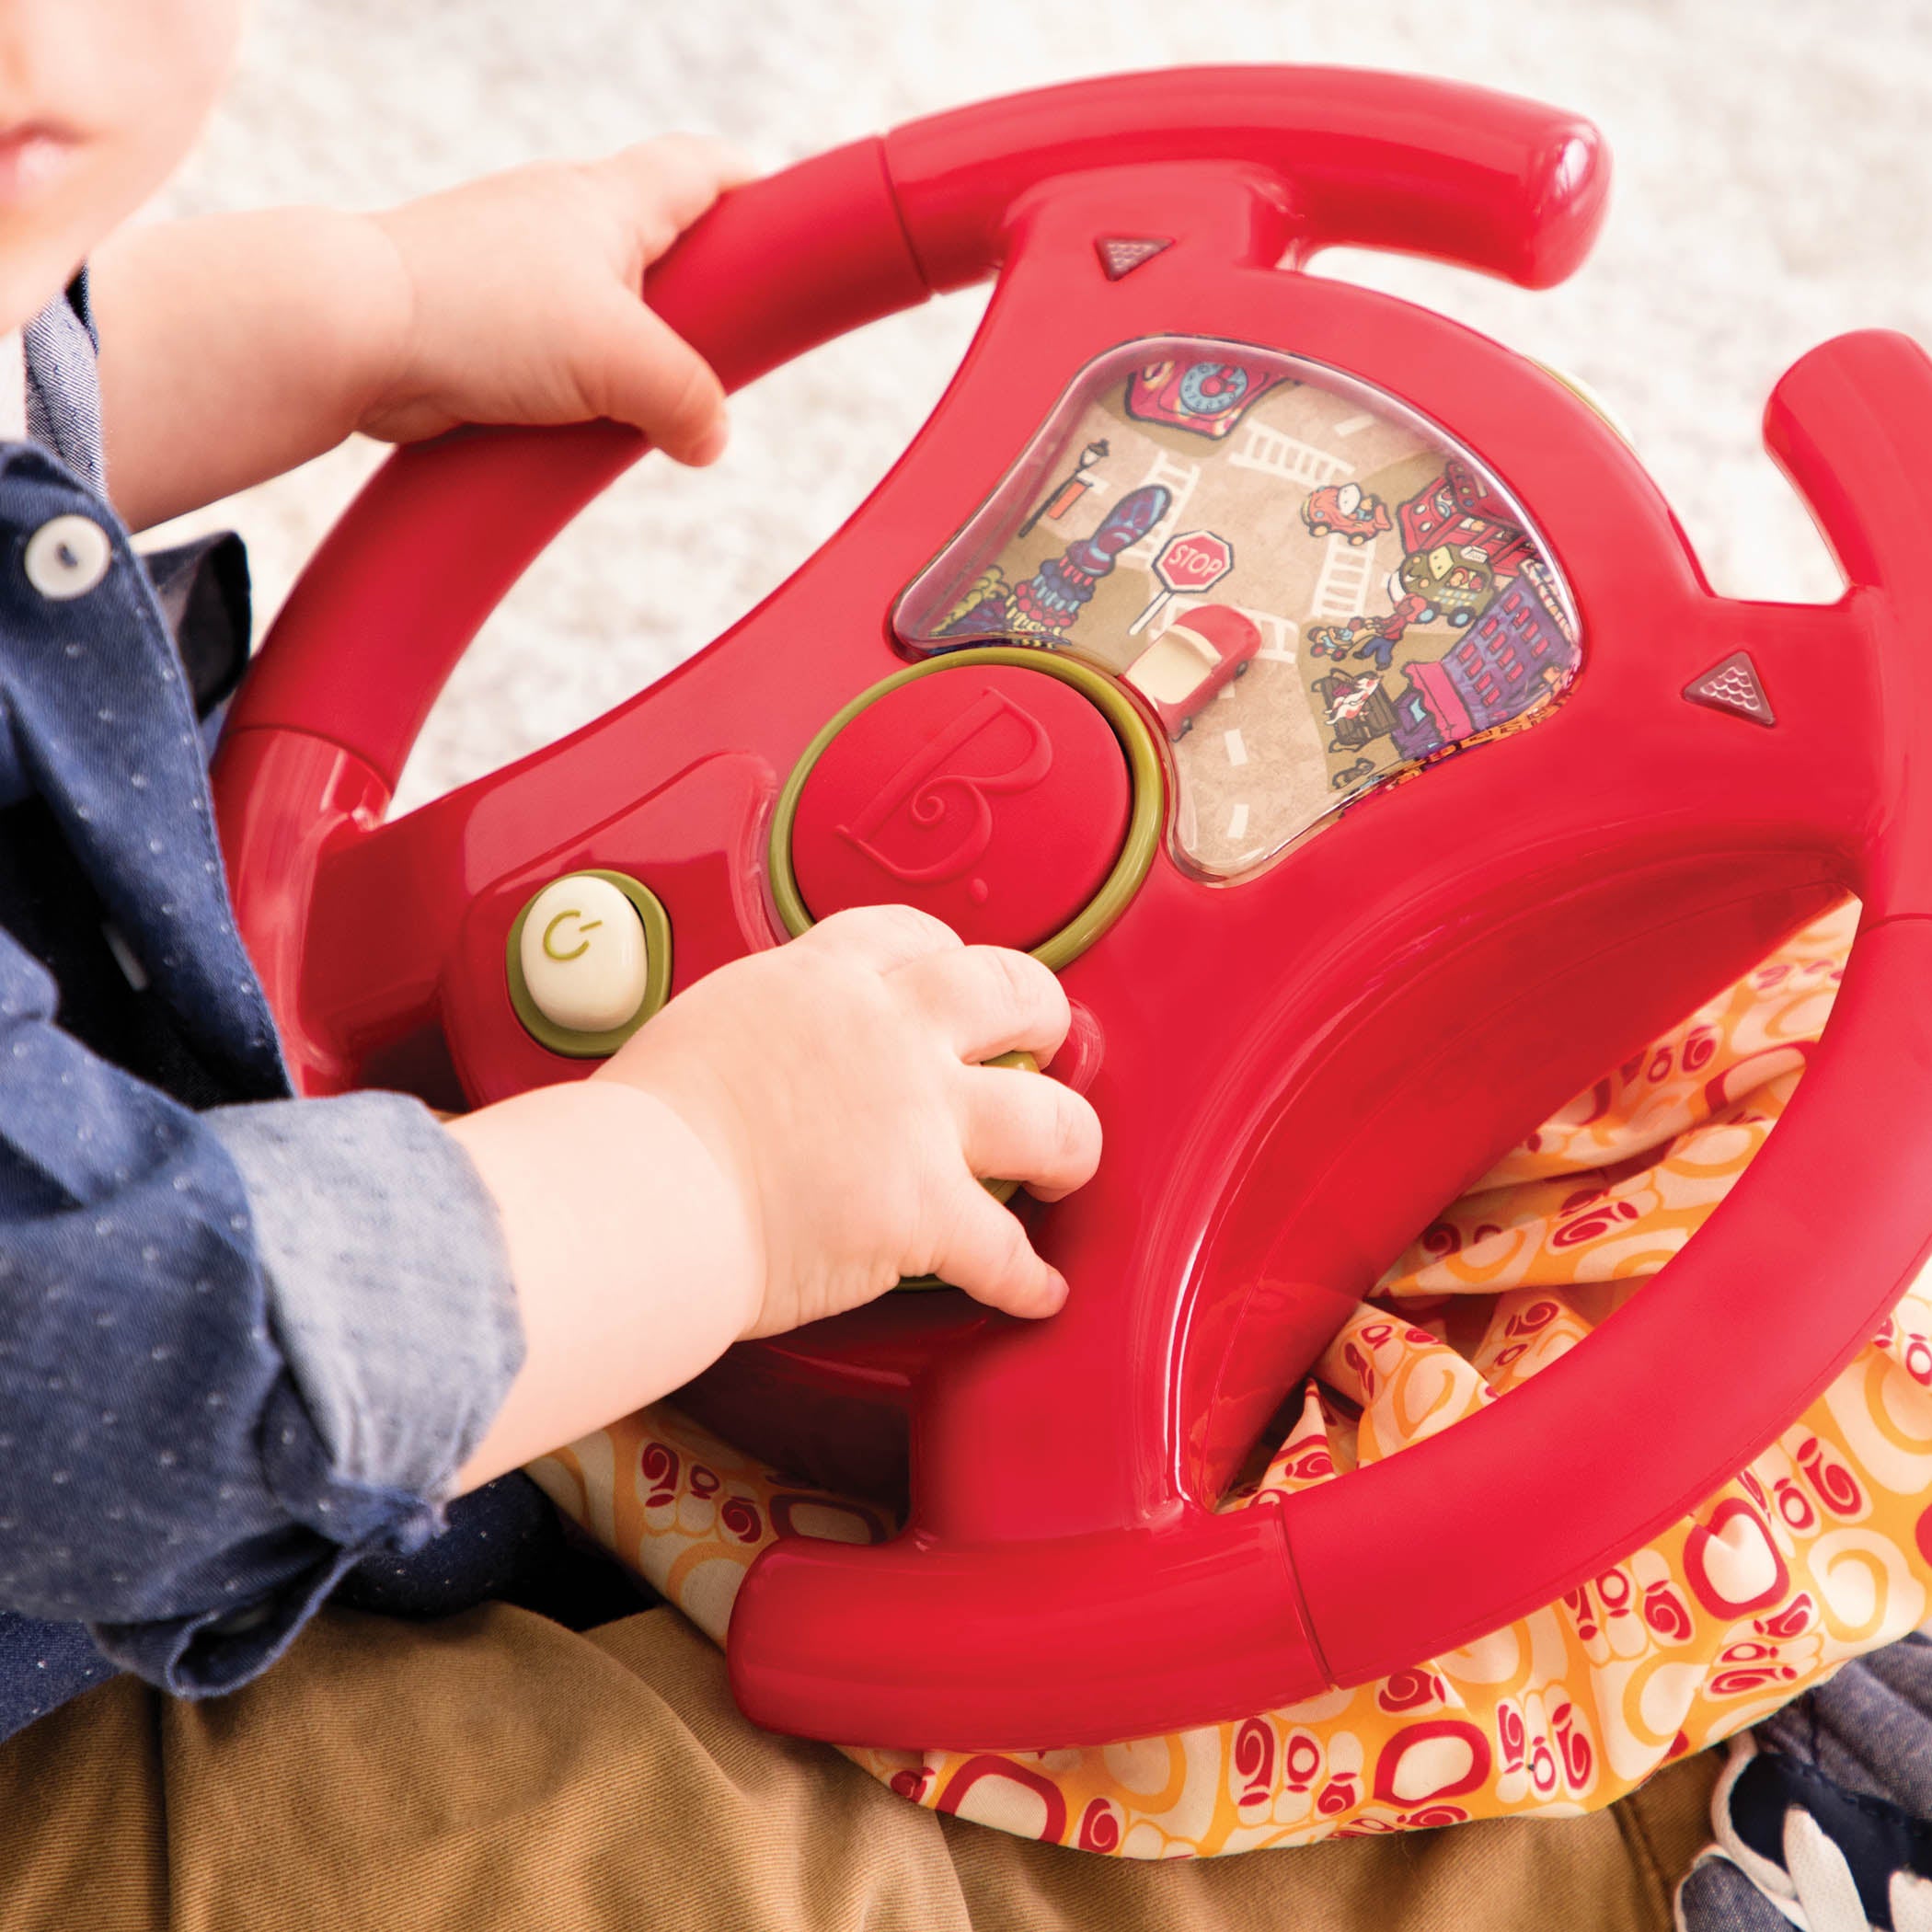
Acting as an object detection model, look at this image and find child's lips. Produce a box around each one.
[0,125,78,205]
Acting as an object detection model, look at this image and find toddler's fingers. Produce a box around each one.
[592,297,730,463]
[958,1063,1099,1202]
[602,132,760,245]
[894,944,1070,1065]
[793,903,961,974]
[930,1186,1069,1321]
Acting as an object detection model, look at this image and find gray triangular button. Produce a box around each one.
[1684,651,1776,728]
[1096,236,1172,281]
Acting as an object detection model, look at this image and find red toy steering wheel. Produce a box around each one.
[213,67,1932,1753]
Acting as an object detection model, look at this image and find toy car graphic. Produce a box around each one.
[1397,543,1496,625]
[1301,482,1393,545]
[1121,604,1261,739]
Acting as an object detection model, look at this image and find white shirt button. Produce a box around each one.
[518,874,650,1036]
[25,514,111,601]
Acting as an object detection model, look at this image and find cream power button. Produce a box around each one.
[517,873,651,1036]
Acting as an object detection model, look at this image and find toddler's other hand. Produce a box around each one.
[357,132,755,462]
[598,906,1100,1337]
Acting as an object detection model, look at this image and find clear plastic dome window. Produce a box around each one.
[892,338,1582,880]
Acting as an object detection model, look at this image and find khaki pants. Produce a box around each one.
[0,1604,1719,1932]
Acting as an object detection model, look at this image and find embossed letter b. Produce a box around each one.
[837,691,1053,884]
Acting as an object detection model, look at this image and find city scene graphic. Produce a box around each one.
[895,338,1581,877]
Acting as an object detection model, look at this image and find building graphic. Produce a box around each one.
[1390,576,1581,761]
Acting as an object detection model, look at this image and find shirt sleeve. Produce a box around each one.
[0,925,523,1698]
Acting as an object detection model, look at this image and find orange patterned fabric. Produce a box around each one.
[528,901,1932,1857]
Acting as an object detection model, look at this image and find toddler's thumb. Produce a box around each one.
[596,298,730,466]
[932,1189,1071,1323]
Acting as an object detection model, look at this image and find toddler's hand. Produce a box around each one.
[598,906,1100,1336]
[357,133,754,462]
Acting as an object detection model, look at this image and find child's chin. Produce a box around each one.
[0,218,87,338]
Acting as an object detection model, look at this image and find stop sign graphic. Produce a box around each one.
[1154,530,1234,593]
[1130,528,1236,635]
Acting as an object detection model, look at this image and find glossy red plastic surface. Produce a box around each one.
[788,661,1132,949]
[884,65,1608,292]
[213,69,1932,1751]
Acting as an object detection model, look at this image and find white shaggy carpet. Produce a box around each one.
[147,0,1930,815]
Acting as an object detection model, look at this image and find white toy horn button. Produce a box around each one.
[517,872,651,1036]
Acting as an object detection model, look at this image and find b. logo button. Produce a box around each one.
[787,660,1134,951]
[836,689,1053,891]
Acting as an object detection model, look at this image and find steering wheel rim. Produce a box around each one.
[213,67,1932,1750]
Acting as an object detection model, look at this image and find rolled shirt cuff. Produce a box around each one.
[204,1090,524,1507]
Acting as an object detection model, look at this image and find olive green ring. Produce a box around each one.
[767,647,1163,973]
[506,868,673,1059]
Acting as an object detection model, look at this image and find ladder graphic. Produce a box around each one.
[1119,451,1201,566]
[1310,535,1376,620]
[1234,605,1299,662]
[1226,420,1349,487]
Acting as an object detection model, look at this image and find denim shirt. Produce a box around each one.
[0,283,523,1740]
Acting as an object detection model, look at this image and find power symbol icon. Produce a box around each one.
[517,875,650,1037]
[541,911,604,963]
